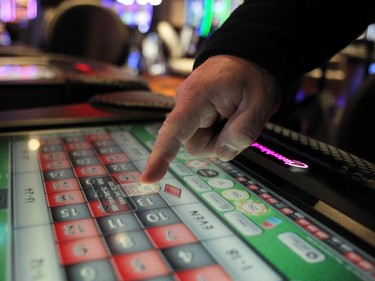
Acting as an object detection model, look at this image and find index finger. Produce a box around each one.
[139,103,201,184]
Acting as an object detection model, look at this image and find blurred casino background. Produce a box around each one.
[1,0,375,161]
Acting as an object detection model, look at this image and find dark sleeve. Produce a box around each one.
[194,0,375,99]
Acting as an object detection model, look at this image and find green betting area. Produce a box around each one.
[132,123,374,281]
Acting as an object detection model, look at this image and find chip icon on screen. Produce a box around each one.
[121,182,160,197]
[236,201,268,216]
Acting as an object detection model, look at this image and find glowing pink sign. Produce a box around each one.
[251,142,308,169]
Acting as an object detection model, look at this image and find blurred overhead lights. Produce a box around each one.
[148,0,162,5]
[117,0,135,5]
[136,0,148,4]
[117,0,162,6]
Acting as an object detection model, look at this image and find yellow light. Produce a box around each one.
[27,138,40,151]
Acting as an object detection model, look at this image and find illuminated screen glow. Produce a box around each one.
[0,65,57,81]
[184,0,244,37]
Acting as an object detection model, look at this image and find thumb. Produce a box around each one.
[215,93,281,161]
[215,114,258,161]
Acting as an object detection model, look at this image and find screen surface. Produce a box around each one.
[0,122,374,281]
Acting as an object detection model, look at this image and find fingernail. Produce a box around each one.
[218,145,239,161]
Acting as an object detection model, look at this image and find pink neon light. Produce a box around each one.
[251,142,308,169]
[0,0,15,22]
[0,0,37,23]
[27,0,37,19]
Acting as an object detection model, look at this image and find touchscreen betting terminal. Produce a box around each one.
[0,121,374,281]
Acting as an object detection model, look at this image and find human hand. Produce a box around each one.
[140,55,283,184]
